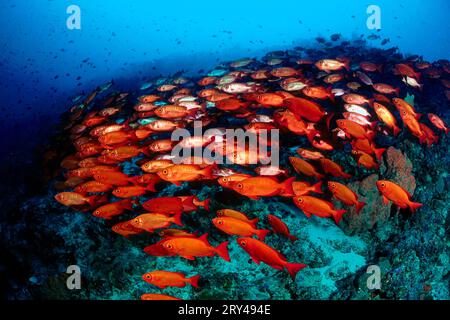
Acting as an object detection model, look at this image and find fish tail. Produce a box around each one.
[393,126,401,136]
[215,241,230,262]
[200,165,215,179]
[281,177,296,196]
[409,201,423,213]
[374,148,386,161]
[199,198,210,211]
[173,211,183,227]
[445,128,449,135]
[342,61,350,71]
[355,201,367,215]
[288,235,298,242]
[188,275,201,289]
[256,229,271,241]
[249,218,259,227]
[285,262,307,280]
[311,181,323,194]
[395,87,401,96]
[325,111,335,130]
[333,209,347,225]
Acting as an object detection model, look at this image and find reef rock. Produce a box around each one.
[343,147,416,233]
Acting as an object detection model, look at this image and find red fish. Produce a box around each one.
[237,237,307,279]
[142,271,200,289]
[327,181,366,214]
[267,215,297,242]
[376,180,423,213]
[162,233,230,261]
[231,177,295,199]
[213,217,270,240]
[293,196,347,224]
[428,113,449,134]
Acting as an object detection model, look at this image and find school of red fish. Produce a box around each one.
[54,51,449,300]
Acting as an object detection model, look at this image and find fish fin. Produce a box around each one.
[311,181,323,194]
[256,229,271,241]
[173,181,182,187]
[188,275,201,289]
[181,255,196,261]
[172,211,183,227]
[409,201,423,213]
[355,201,367,215]
[374,148,386,161]
[135,129,152,140]
[325,112,335,130]
[393,126,401,136]
[341,173,352,179]
[198,233,209,243]
[382,195,390,205]
[281,177,296,196]
[289,235,298,242]
[248,196,260,200]
[333,209,346,225]
[200,198,210,211]
[140,147,151,157]
[250,256,261,265]
[249,218,259,228]
[145,183,157,192]
[285,263,307,280]
[200,165,215,179]
[395,88,401,96]
[215,241,230,262]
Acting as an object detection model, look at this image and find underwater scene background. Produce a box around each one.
[0,0,449,300]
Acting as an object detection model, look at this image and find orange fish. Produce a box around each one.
[142,271,200,289]
[237,237,307,279]
[231,176,295,200]
[428,113,449,134]
[157,164,215,185]
[399,110,427,144]
[319,158,352,179]
[293,196,347,224]
[419,123,439,146]
[372,83,400,95]
[54,192,100,207]
[158,229,198,238]
[141,293,181,301]
[154,105,195,119]
[93,199,134,220]
[131,212,183,232]
[376,180,423,213]
[315,59,349,72]
[302,86,334,101]
[351,150,380,170]
[74,181,113,194]
[143,196,209,214]
[327,181,366,214]
[394,63,421,79]
[93,171,133,186]
[292,181,323,196]
[289,157,324,180]
[373,102,401,136]
[141,160,174,173]
[162,233,230,261]
[393,98,421,119]
[255,93,285,107]
[217,174,252,189]
[336,119,374,140]
[267,215,297,242]
[342,94,371,106]
[284,97,326,122]
[274,109,308,135]
[213,217,270,240]
[351,139,386,161]
[216,209,258,227]
[296,148,324,160]
[112,185,155,198]
[111,221,144,238]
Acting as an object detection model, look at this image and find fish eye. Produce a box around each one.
[222,177,228,182]
[381,183,386,188]
[145,274,152,280]
[217,220,223,225]
[237,183,243,189]
[94,211,100,216]
[297,198,303,203]
[166,243,173,249]
[133,218,139,223]
[240,240,246,246]
[162,170,168,174]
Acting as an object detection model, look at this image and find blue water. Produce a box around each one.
[0,0,449,161]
